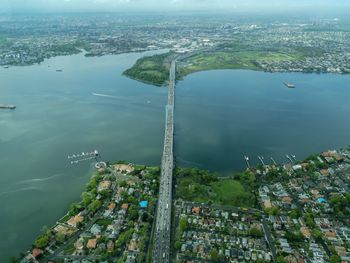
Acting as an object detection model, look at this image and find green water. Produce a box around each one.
[0,51,167,259]
[1,51,350,260]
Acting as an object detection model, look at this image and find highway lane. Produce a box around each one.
[152,61,176,263]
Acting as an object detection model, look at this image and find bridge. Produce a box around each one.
[152,60,176,262]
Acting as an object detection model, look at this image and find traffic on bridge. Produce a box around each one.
[152,61,176,263]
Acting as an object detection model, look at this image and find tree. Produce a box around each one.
[330,255,340,263]
[55,232,65,243]
[179,218,189,232]
[285,231,304,243]
[35,235,49,248]
[250,227,263,238]
[137,252,146,263]
[312,229,323,240]
[99,252,109,261]
[175,241,181,250]
[81,192,93,207]
[141,212,149,222]
[99,189,112,200]
[210,249,218,260]
[128,206,139,221]
[89,200,102,213]
[304,213,316,228]
[119,180,127,187]
[116,229,133,248]
[265,206,280,216]
[40,225,49,234]
[289,208,301,219]
[86,176,100,191]
[276,255,287,263]
[69,202,80,215]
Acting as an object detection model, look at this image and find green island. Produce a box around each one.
[14,147,350,263]
[123,52,173,86]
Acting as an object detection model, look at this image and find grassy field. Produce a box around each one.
[175,167,256,207]
[178,50,302,77]
[123,52,171,86]
[123,48,306,86]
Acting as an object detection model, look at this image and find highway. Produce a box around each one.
[152,60,176,263]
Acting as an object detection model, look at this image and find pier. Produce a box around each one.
[258,156,265,166]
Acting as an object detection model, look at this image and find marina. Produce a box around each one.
[243,154,297,168]
[67,150,100,164]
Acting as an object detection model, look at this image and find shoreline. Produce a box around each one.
[15,146,350,262]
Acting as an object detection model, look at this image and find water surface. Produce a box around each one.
[0,51,167,260]
[1,54,350,260]
[176,70,350,173]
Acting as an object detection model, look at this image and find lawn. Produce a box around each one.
[178,50,303,77]
[211,180,253,206]
[175,168,256,207]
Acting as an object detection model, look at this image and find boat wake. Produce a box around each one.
[92,92,120,99]
[16,173,65,185]
[0,186,43,197]
[176,157,204,167]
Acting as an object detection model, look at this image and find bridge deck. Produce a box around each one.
[152,61,176,263]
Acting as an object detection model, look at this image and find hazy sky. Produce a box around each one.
[1,0,350,13]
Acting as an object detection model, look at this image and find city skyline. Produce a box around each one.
[1,0,350,13]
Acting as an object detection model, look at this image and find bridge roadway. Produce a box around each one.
[152,61,176,263]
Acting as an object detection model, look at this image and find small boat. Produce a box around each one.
[56,69,63,72]
[0,104,16,109]
[284,81,295,88]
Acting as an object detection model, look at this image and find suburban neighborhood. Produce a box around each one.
[19,162,160,263]
[15,147,350,263]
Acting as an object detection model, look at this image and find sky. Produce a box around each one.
[1,0,350,13]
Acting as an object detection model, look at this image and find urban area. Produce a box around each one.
[1,14,350,75]
[16,146,350,263]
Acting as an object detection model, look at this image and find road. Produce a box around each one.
[152,61,176,263]
[262,217,277,261]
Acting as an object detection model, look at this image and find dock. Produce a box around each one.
[0,104,16,110]
[244,155,251,169]
[258,156,266,166]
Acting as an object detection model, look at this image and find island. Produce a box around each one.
[123,44,349,86]
[123,53,173,86]
[14,147,350,263]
